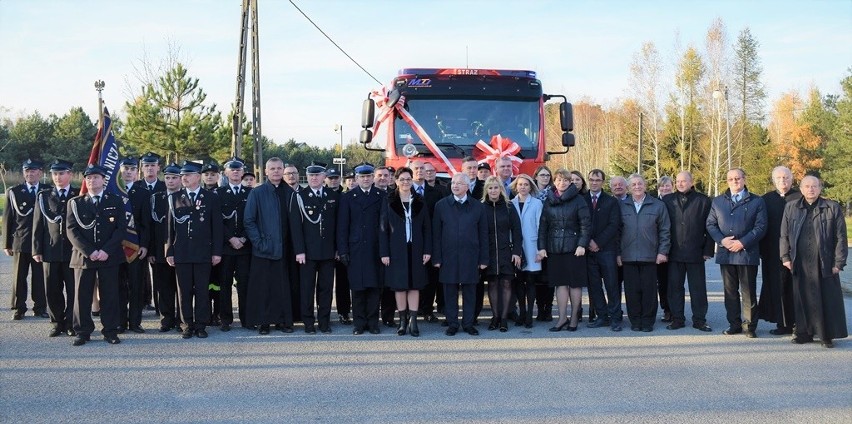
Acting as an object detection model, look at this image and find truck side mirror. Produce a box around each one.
[560,102,573,132]
[361,98,376,129]
[359,129,373,145]
[562,133,575,148]
[386,89,402,109]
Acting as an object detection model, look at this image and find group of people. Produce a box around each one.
[5,153,847,348]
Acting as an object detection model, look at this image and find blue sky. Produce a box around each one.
[1,0,850,150]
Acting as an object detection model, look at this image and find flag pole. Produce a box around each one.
[95,80,105,124]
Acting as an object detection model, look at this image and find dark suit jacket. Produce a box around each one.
[432,195,489,284]
[166,188,223,263]
[584,191,620,253]
[4,183,52,253]
[66,192,127,268]
[148,191,173,264]
[337,185,385,290]
[32,186,79,262]
[126,180,162,249]
[289,186,339,261]
[216,184,252,256]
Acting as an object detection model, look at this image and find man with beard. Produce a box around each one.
[759,166,801,335]
[244,158,294,334]
[32,159,79,337]
[5,159,50,319]
[338,163,385,335]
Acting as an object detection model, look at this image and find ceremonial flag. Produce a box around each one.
[84,106,141,262]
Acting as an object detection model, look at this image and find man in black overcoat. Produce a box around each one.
[432,173,489,336]
[337,163,386,335]
[32,159,79,337]
[759,166,801,335]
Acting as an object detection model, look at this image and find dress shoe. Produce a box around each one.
[631,325,641,332]
[791,335,813,344]
[369,327,381,335]
[821,340,834,348]
[210,317,221,326]
[499,321,509,332]
[566,326,578,332]
[666,321,685,330]
[220,323,231,332]
[117,327,126,334]
[319,325,332,334]
[445,327,458,336]
[129,326,145,334]
[65,329,76,337]
[549,320,569,332]
[71,336,89,346]
[642,327,653,332]
[48,328,63,337]
[181,329,193,339]
[693,323,713,332]
[104,334,121,344]
[338,314,352,325]
[195,329,208,338]
[464,327,479,336]
[353,328,365,335]
[159,325,172,333]
[12,312,23,320]
[744,330,756,338]
[611,323,622,332]
[587,318,610,328]
[277,324,294,333]
[408,313,420,337]
[259,325,270,335]
[488,317,499,331]
[660,311,672,323]
[425,313,439,323]
[769,327,793,336]
[305,325,317,334]
[723,327,743,335]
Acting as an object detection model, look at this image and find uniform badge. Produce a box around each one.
[21,202,27,206]
[200,216,205,222]
[308,210,314,215]
[109,216,115,222]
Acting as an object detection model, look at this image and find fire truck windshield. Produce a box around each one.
[393,98,540,158]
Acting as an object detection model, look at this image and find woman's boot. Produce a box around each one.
[396,310,408,336]
[408,310,420,337]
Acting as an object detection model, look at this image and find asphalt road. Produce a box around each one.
[1,256,850,423]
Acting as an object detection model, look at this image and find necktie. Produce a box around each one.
[315,189,321,197]
[733,193,740,203]
[93,195,100,206]
[148,184,154,191]
[233,186,240,195]
[190,192,197,202]
[592,195,598,210]
[59,189,66,200]
[417,185,424,196]
[30,186,36,196]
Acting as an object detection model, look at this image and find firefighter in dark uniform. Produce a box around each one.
[215,157,252,331]
[137,152,166,311]
[166,161,223,339]
[119,157,150,333]
[32,159,79,337]
[325,167,352,324]
[148,162,182,332]
[290,162,339,334]
[4,159,51,319]
[337,163,386,335]
[201,162,223,326]
[66,165,126,346]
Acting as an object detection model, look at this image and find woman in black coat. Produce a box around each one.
[537,168,591,332]
[379,167,432,337]
[481,176,522,332]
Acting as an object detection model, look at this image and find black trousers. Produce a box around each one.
[43,261,74,330]
[351,287,381,331]
[175,263,211,331]
[667,261,709,325]
[11,252,46,313]
[118,259,145,329]
[443,283,477,330]
[586,250,622,323]
[334,261,351,316]
[151,262,177,328]
[720,264,758,331]
[419,260,443,314]
[657,262,670,314]
[473,276,486,320]
[246,256,291,327]
[219,254,251,326]
[73,266,119,338]
[300,259,335,327]
[623,262,658,328]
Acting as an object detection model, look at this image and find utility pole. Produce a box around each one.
[233,0,264,179]
[637,112,643,174]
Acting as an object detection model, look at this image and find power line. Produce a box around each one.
[288,0,383,86]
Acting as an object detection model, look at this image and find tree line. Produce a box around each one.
[0,18,848,206]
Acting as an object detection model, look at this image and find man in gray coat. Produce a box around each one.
[617,174,670,332]
[706,168,767,338]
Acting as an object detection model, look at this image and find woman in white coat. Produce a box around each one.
[510,174,544,328]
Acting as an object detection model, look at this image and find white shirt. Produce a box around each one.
[632,195,646,213]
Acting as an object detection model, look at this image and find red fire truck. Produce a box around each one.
[359,68,574,177]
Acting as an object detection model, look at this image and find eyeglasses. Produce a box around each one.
[283,172,297,176]
[424,169,436,173]
[537,174,551,178]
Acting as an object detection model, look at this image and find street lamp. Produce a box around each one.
[334,124,344,175]
[713,86,732,170]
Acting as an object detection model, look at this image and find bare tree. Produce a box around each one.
[629,41,664,181]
